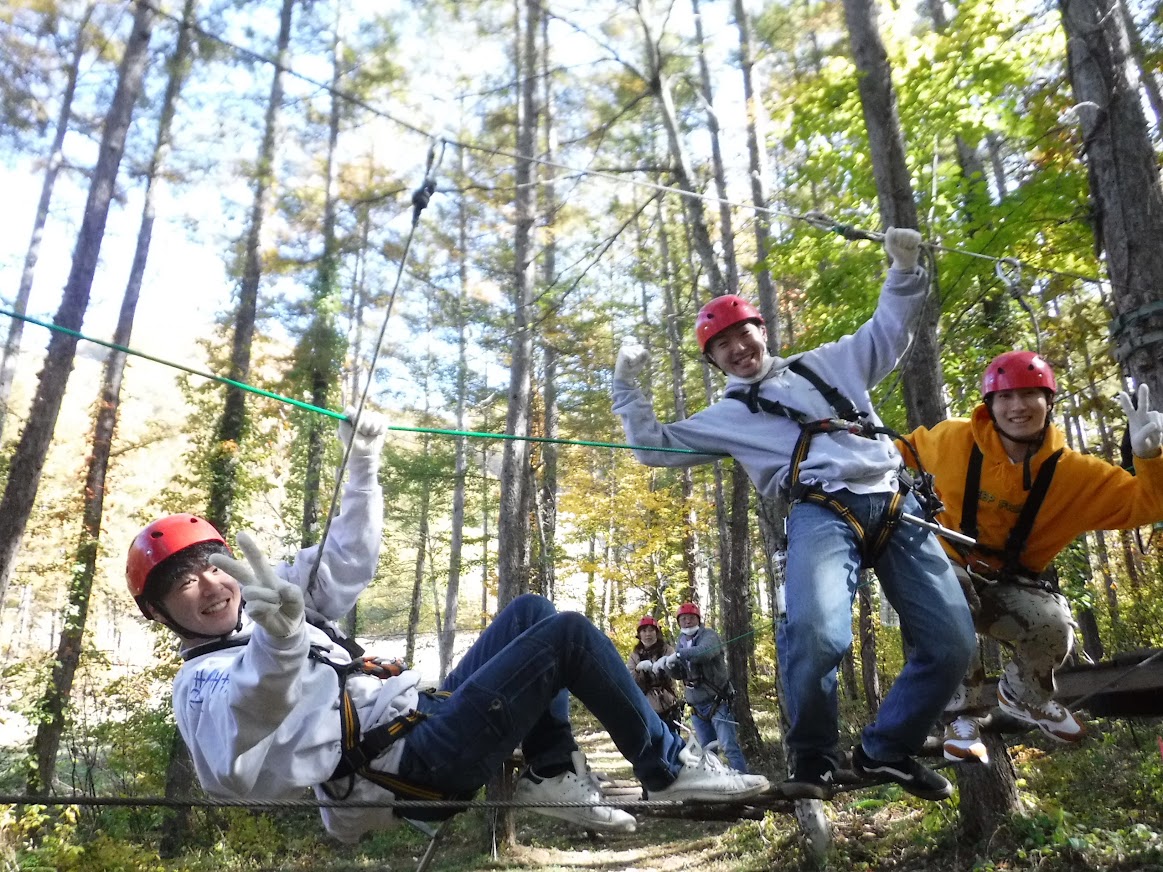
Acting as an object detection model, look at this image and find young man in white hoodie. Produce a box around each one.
[612,228,976,802]
[128,410,768,844]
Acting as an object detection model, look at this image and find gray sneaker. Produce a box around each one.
[649,736,769,802]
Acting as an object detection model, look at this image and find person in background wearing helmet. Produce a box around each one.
[627,615,681,725]
[897,352,1163,765]
[652,602,750,773]
[130,410,769,844]
[612,228,975,802]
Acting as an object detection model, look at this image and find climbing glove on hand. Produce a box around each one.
[1117,384,1163,458]
[338,405,388,477]
[210,532,304,640]
[614,341,649,383]
[884,227,922,271]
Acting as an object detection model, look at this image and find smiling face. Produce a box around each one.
[989,387,1050,442]
[152,560,242,641]
[706,321,767,379]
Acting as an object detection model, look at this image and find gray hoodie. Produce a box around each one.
[612,266,927,499]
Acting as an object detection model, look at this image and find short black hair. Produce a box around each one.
[144,541,232,604]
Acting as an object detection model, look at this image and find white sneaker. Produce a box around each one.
[514,751,637,832]
[997,680,1086,743]
[649,736,770,802]
[942,716,990,765]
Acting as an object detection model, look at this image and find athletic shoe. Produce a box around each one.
[997,679,1086,743]
[649,735,770,802]
[942,716,990,765]
[780,755,839,800]
[514,751,637,832]
[851,744,953,801]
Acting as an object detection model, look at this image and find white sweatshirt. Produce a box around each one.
[613,266,928,498]
[172,465,420,843]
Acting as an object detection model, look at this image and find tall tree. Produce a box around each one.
[497,0,540,608]
[1060,0,1163,399]
[26,0,199,799]
[0,1,155,615]
[0,5,95,447]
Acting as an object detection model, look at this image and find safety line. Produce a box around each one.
[130,0,1121,296]
[0,307,713,456]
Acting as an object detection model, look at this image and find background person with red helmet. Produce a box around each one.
[627,615,680,724]
[131,409,769,842]
[612,228,975,803]
[897,352,1163,765]
[652,601,751,773]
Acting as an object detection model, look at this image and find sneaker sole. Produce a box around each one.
[654,783,770,803]
[855,766,953,802]
[942,743,990,765]
[997,699,1086,743]
[526,806,637,833]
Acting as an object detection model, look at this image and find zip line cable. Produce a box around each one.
[130,0,1128,299]
[0,307,710,457]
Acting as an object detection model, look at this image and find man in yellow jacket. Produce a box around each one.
[898,351,1163,763]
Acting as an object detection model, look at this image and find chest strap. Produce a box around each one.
[960,443,1064,577]
[726,359,911,566]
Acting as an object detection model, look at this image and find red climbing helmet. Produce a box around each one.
[637,615,659,631]
[676,601,702,620]
[695,295,764,353]
[127,514,227,612]
[982,351,1057,398]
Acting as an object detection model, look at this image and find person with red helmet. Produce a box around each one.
[654,601,751,773]
[613,228,976,802]
[897,352,1163,765]
[136,409,769,843]
[626,615,680,724]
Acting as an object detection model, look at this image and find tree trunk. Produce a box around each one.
[497,0,539,608]
[407,443,432,665]
[842,0,944,429]
[957,733,1020,841]
[0,0,154,616]
[440,145,471,681]
[0,5,94,448]
[1060,0,1163,399]
[858,582,881,716]
[163,0,296,852]
[725,462,763,754]
[26,0,196,799]
[731,0,778,341]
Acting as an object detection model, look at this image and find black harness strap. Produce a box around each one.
[725,360,911,566]
[960,443,1064,578]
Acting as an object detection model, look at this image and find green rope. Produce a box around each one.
[0,307,717,456]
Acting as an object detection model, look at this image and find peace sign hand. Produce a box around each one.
[210,533,305,639]
[1116,384,1163,458]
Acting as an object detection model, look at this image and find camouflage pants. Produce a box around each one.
[946,566,1075,714]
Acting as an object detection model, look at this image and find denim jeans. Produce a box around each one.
[777,489,975,763]
[689,699,748,773]
[396,594,684,796]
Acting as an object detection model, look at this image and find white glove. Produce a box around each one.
[884,227,922,271]
[338,405,388,475]
[210,532,304,639]
[614,341,649,383]
[1117,384,1163,458]
[635,659,654,673]
[653,652,680,674]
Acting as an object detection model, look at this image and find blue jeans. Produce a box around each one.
[777,490,975,763]
[397,594,684,796]
[689,698,748,773]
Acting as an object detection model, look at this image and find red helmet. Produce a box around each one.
[695,295,764,353]
[676,601,701,620]
[637,615,659,631]
[127,514,226,609]
[982,351,1057,398]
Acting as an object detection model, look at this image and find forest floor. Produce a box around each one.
[4,711,1163,871]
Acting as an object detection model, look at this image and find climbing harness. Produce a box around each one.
[725,359,944,567]
[957,442,1065,591]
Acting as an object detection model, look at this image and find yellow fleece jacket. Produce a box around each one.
[898,404,1163,573]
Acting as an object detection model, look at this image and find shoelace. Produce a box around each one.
[949,718,978,739]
